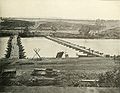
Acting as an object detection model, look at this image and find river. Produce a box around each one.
[0,37,120,58]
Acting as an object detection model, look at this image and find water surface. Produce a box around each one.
[0,37,120,58]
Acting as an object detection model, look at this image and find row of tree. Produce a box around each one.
[5,35,26,59]
[17,36,26,59]
[5,36,13,58]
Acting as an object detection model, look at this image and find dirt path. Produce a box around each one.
[10,35,19,59]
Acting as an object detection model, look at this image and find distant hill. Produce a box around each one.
[0,18,35,30]
[98,27,120,39]
[0,17,120,39]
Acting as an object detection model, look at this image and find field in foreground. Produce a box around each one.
[0,57,120,91]
[15,57,117,73]
[0,86,120,93]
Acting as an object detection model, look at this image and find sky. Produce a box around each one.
[0,0,120,20]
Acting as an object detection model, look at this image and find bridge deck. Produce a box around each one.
[45,36,104,57]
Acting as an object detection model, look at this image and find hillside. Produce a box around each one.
[0,18,120,39]
[97,27,120,39]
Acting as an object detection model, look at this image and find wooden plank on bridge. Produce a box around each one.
[45,36,104,57]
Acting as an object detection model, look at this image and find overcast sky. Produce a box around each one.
[0,0,120,19]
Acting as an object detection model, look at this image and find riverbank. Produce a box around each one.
[1,30,120,39]
[0,31,94,39]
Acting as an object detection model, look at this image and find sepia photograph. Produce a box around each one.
[0,0,120,93]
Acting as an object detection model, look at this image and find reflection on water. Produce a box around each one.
[0,37,120,58]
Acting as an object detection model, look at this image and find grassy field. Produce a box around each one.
[1,86,120,93]
[8,57,117,83]
[14,57,117,73]
[0,57,120,92]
